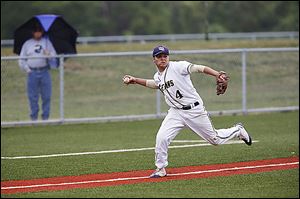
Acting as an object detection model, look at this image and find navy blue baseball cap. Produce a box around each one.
[152,45,169,57]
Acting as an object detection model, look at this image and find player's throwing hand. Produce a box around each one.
[123,75,136,85]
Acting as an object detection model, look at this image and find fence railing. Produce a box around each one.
[1,31,299,46]
[1,47,299,127]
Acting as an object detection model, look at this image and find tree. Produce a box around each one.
[1,1,298,39]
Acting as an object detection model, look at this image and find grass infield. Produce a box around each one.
[1,111,299,198]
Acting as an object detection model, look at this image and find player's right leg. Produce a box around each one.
[150,108,185,178]
[184,108,251,146]
[212,121,252,146]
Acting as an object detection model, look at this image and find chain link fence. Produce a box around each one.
[1,48,299,127]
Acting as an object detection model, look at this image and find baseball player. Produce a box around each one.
[123,45,252,178]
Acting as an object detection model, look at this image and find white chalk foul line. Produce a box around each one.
[1,161,298,190]
[1,176,150,190]
[172,140,207,143]
[1,140,259,160]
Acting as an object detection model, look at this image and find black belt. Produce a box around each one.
[182,101,200,110]
[29,66,49,71]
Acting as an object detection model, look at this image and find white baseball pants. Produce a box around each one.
[154,106,240,169]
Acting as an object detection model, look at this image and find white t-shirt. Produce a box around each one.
[153,61,204,109]
[19,37,57,72]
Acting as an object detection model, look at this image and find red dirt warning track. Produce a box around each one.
[1,156,298,194]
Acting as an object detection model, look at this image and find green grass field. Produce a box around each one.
[1,111,299,198]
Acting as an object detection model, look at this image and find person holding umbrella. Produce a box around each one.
[15,14,78,121]
[19,24,57,121]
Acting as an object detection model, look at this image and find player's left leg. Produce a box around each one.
[150,108,185,178]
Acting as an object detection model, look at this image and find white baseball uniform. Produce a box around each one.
[153,61,241,169]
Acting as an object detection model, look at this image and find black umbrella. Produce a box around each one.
[13,14,78,55]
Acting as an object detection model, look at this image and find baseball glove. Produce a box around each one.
[216,71,230,95]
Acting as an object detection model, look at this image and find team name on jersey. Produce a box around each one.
[159,80,174,92]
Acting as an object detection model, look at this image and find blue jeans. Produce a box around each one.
[27,69,52,120]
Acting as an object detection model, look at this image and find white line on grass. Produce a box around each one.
[1,161,297,190]
[172,140,207,143]
[1,140,259,160]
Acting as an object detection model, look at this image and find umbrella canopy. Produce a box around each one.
[13,14,78,55]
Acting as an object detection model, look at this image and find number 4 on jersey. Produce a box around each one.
[176,90,183,99]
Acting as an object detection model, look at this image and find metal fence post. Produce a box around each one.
[156,89,161,118]
[242,50,247,115]
[59,56,64,122]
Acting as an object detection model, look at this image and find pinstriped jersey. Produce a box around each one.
[153,61,204,109]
